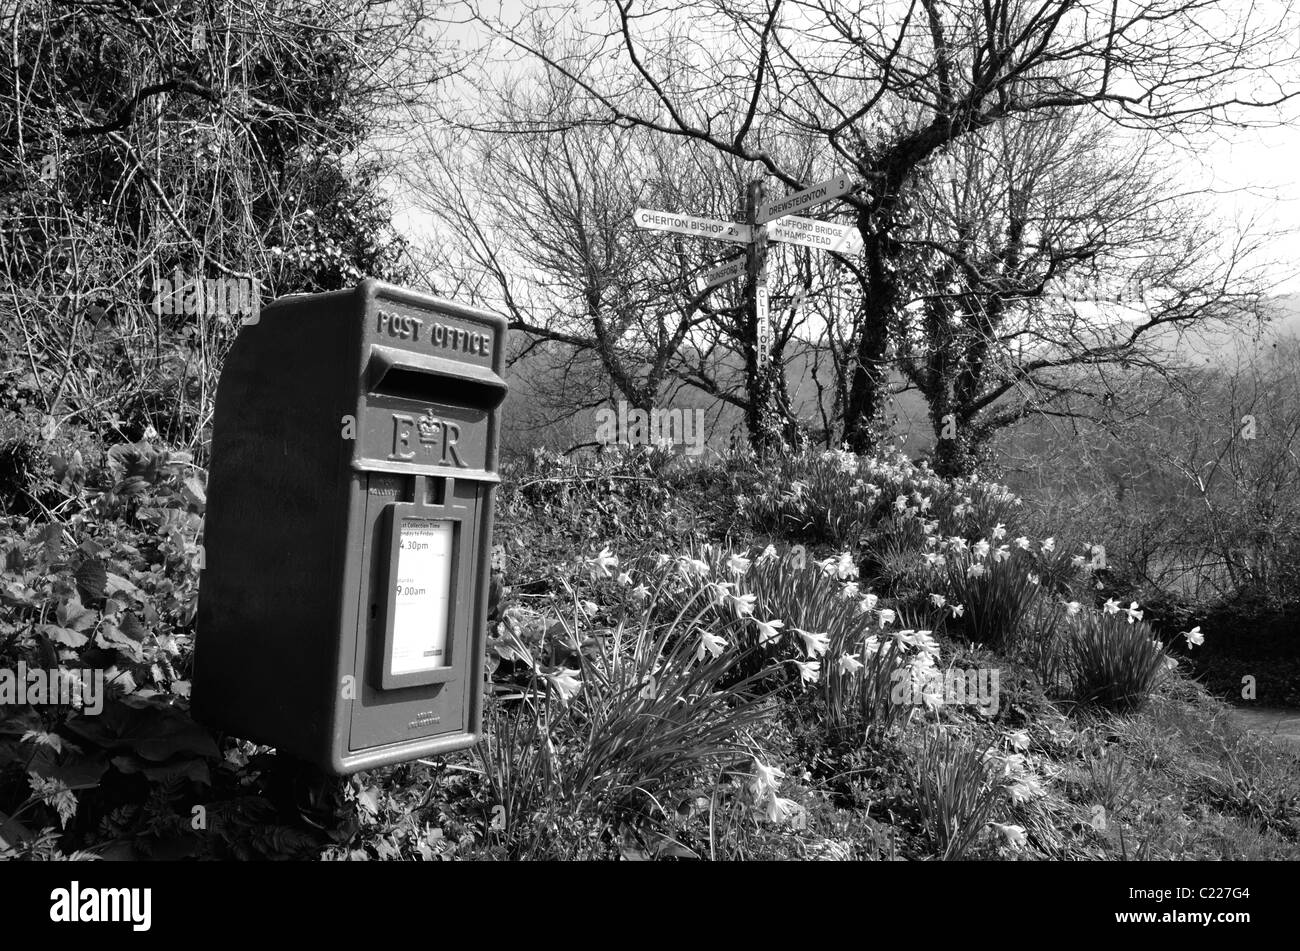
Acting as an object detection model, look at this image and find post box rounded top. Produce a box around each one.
[355,279,508,338]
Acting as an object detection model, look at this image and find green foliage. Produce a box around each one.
[1066,612,1171,713]
[906,727,1001,860]
[479,552,786,859]
[2,431,1291,863]
[1,1,421,448]
[941,548,1043,651]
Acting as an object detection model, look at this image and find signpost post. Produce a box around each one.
[633,168,857,371]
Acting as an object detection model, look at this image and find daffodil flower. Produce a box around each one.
[756,544,778,564]
[1041,537,1056,553]
[967,563,986,578]
[586,545,619,578]
[1027,572,1040,585]
[727,553,752,575]
[750,759,785,800]
[796,629,830,657]
[696,630,728,661]
[992,522,1007,541]
[703,581,731,605]
[991,822,1028,849]
[763,794,801,824]
[838,653,864,675]
[1064,601,1081,616]
[1103,598,1121,615]
[728,591,757,617]
[1124,601,1143,624]
[793,659,821,685]
[616,571,632,586]
[973,539,991,558]
[754,617,785,644]
[630,583,650,603]
[1014,536,1031,550]
[950,604,965,618]
[930,593,947,608]
[1183,625,1205,647]
[878,608,896,627]
[679,556,710,578]
[543,667,582,702]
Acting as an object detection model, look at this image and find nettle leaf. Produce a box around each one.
[65,700,219,762]
[41,623,90,648]
[119,612,146,642]
[42,523,62,563]
[110,754,210,785]
[0,578,40,608]
[105,572,141,598]
[0,708,42,737]
[56,596,98,632]
[95,623,145,663]
[75,559,108,601]
[27,747,109,791]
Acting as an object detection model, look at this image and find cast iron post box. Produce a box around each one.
[193,279,507,774]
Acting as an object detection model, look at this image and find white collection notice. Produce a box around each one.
[391,519,453,675]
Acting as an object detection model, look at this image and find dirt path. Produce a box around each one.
[1229,706,1300,748]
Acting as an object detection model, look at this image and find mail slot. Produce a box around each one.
[192,279,507,774]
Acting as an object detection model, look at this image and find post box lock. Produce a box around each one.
[193,280,507,775]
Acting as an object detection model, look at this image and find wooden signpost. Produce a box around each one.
[634,170,856,366]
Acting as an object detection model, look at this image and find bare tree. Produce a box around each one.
[892,108,1272,475]
[407,75,835,449]
[452,0,1300,454]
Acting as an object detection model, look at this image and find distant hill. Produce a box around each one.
[498,294,1299,458]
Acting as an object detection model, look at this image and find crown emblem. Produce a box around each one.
[417,408,441,445]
